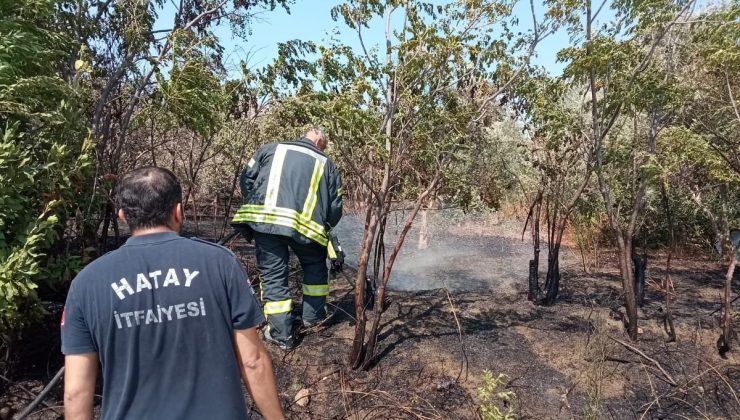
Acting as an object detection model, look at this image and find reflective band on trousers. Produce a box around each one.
[303,284,329,297]
[264,299,292,315]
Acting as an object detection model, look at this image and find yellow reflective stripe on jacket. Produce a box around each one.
[233,206,327,242]
[301,159,326,221]
[327,241,337,259]
[235,211,328,246]
[303,284,329,297]
[264,299,292,315]
[233,204,328,246]
[236,204,325,234]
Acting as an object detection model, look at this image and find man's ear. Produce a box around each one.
[173,203,184,224]
[117,209,127,223]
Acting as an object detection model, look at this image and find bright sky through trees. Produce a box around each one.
[158,0,611,77]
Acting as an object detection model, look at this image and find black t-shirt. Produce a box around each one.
[61,232,264,420]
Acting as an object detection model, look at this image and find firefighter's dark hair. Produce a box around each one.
[116,166,182,231]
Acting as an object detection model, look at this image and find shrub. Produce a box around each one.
[478,370,517,420]
[0,0,92,345]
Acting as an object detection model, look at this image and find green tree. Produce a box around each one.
[515,72,594,304]
[0,0,93,342]
[557,0,694,339]
[263,0,555,368]
[64,0,290,250]
[672,1,740,353]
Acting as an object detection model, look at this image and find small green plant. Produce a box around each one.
[478,370,516,420]
[584,316,609,420]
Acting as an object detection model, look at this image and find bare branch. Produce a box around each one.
[609,336,677,386]
[725,71,740,125]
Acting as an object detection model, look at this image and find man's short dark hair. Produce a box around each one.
[116,167,182,231]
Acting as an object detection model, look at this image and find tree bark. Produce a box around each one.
[543,247,561,305]
[360,178,439,370]
[192,189,199,235]
[528,193,542,301]
[417,208,429,250]
[349,206,378,368]
[659,182,676,341]
[577,233,592,275]
[633,253,646,307]
[617,235,639,340]
[719,250,737,355]
[99,199,114,253]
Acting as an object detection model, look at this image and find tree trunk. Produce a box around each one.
[221,163,243,238]
[528,196,542,301]
[364,273,375,310]
[417,208,429,250]
[540,199,571,306]
[350,206,378,369]
[633,254,646,307]
[577,236,592,275]
[719,250,737,356]
[542,248,561,305]
[212,197,218,239]
[660,181,676,341]
[361,186,434,370]
[112,215,120,244]
[663,257,676,341]
[192,189,199,235]
[528,260,538,301]
[99,200,114,253]
[617,236,639,340]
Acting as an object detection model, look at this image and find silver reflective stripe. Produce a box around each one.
[282,144,327,163]
[264,145,288,207]
[264,300,292,315]
[303,284,329,296]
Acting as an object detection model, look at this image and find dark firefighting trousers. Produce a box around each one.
[252,231,329,341]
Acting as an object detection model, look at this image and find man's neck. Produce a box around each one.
[299,137,319,147]
[130,226,176,236]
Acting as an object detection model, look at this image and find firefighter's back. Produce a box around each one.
[236,137,338,246]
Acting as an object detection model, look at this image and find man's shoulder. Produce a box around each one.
[257,142,279,154]
[67,248,123,290]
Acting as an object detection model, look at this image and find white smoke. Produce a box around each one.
[332,209,571,295]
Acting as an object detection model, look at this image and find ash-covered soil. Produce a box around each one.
[1,213,739,419]
[257,255,739,419]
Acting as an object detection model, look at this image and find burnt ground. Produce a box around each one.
[1,214,739,419]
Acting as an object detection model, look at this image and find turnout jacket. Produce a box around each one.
[232,138,343,246]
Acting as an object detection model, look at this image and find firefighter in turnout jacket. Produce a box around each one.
[232,128,343,350]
